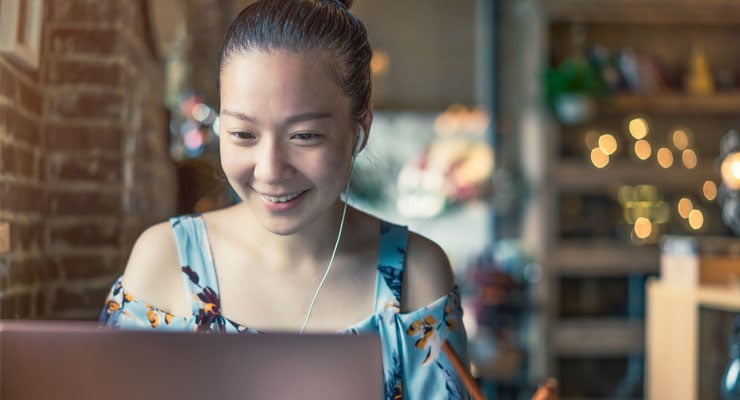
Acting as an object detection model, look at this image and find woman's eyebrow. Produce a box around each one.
[221,110,332,125]
[285,111,332,124]
[221,109,256,122]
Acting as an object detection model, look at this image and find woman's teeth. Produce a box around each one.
[263,192,303,203]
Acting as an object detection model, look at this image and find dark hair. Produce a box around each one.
[219,0,372,122]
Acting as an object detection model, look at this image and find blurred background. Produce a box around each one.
[2,0,740,399]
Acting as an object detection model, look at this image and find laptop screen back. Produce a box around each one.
[0,320,382,400]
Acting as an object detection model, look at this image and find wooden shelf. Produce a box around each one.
[554,160,716,193]
[551,318,644,356]
[602,92,740,115]
[541,0,740,24]
[646,279,740,399]
[550,241,658,275]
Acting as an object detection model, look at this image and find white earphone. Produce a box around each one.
[353,127,365,156]
[300,126,363,333]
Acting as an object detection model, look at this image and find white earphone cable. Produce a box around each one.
[299,154,356,334]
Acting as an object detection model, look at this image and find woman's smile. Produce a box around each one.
[259,190,309,213]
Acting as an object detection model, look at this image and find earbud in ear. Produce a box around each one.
[353,127,365,156]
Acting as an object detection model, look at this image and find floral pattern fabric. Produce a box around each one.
[100,214,471,399]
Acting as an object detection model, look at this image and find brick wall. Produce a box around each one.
[0,0,176,319]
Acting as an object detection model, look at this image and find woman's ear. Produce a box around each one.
[357,103,373,153]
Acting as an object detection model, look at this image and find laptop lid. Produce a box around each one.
[0,319,383,400]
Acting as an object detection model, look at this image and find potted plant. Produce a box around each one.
[544,56,609,125]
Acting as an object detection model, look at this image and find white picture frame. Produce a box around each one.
[0,0,44,69]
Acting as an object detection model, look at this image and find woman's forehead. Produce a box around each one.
[219,50,351,123]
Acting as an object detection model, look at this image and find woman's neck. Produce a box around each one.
[232,201,350,271]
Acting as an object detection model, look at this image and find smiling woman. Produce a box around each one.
[99,1,473,399]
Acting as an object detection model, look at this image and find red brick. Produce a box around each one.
[16,78,43,115]
[0,255,9,290]
[35,289,49,317]
[52,252,123,280]
[0,182,45,214]
[46,90,124,120]
[0,105,42,147]
[53,286,111,315]
[48,189,120,215]
[49,222,119,248]
[0,293,28,318]
[0,61,17,101]
[0,142,36,179]
[49,28,119,55]
[9,221,43,253]
[49,155,122,183]
[45,122,123,153]
[46,59,123,86]
[47,1,123,25]
[8,258,44,286]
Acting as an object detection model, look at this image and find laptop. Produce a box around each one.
[0,319,382,400]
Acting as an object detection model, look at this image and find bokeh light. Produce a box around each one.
[720,152,740,190]
[598,133,618,155]
[681,149,698,169]
[584,130,599,149]
[634,140,652,160]
[672,128,690,150]
[677,197,693,219]
[688,209,704,230]
[703,180,717,201]
[590,147,609,168]
[634,217,652,239]
[657,147,673,168]
[628,117,649,139]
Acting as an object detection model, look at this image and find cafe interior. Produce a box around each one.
[1,0,740,399]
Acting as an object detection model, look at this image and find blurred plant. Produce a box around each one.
[545,56,610,125]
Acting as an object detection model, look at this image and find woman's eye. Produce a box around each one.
[231,131,254,140]
[291,132,319,141]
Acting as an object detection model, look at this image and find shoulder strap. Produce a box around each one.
[170,214,220,315]
[374,220,408,312]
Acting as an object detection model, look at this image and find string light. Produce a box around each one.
[628,117,649,139]
[634,140,651,160]
[703,180,718,201]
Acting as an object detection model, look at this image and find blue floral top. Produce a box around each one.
[100,215,471,399]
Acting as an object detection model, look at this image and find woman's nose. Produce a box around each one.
[253,141,293,183]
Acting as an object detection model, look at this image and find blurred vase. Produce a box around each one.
[722,315,740,399]
[553,93,596,125]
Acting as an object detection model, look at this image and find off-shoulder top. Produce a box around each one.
[99,214,471,399]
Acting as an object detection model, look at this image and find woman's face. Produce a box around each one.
[219,50,358,235]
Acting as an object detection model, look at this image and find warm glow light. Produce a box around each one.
[720,152,740,190]
[654,201,671,224]
[703,180,718,201]
[584,130,599,149]
[682,149,698,169]
[688,209,704,230]
[371,49,390,75]
[634,140,652,160]
[634,217,652,239]
[628,117,649,139]
[598,134,618,155]
[657,147,674,168]
[591,148,609,168]
[672,129,690,150]
[617,185,633,205]
[637,185,659,202]
[677,197,693,219]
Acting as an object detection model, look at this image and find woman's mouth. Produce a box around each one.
[261,191,305,203]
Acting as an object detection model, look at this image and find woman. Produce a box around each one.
[100,0,471,398]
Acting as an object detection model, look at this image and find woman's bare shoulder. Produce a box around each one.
[120,221,190,315]
[401,230,455,312]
